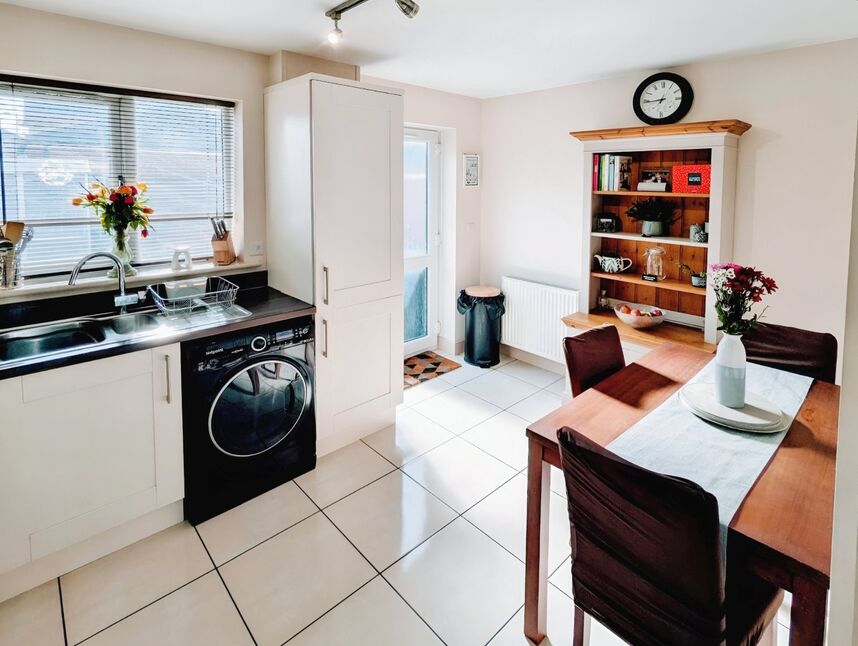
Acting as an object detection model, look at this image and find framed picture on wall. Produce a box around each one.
[463,154,480,187]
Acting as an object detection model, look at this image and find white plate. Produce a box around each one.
[679,383,787,434]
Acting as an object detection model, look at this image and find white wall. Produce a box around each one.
[480,39,858,365]
[0,4,269,263]
[365,76,482,351]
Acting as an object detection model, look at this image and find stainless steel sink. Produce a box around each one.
[0,320,107,362]
[107,312,164,335]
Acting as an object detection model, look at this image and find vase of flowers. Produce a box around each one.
[710,263,778,408]
[626,197,679,237]
[72,178,153,277]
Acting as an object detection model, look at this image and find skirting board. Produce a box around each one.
[0,501,184,604]
[500,344,565,375]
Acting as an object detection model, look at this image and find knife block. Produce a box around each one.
[211,233,236,266]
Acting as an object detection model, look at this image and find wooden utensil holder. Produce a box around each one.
[212,233,236,266]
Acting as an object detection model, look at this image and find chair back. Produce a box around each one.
[557,427,726,645]
[741,322,837,383]
[563,326,625,397]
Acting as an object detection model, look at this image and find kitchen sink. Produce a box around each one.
[107,312,164,335]
[0,320,107,362]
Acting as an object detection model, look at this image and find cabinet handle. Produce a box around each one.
[322,265,330,305]
[164,355,172,404]
[322,319,329,358]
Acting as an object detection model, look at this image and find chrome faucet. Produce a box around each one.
[68,252,140,313]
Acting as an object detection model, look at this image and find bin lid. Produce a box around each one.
[465,285,501,298]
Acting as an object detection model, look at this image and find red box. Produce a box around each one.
[672,164,711,194]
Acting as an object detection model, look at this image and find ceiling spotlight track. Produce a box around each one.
[325,0,419,44]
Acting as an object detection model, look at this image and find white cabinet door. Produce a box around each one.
[315,296,403,455]
[0,345,183,574]
[312,80,404,308]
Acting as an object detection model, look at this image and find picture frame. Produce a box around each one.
[639,168,671,184]
[463,153,480,187]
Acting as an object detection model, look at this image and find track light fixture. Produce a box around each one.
[325,0,419,44]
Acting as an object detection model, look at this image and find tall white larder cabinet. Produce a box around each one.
[265,74,404,456]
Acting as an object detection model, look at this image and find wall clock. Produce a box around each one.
[633,72,693,125]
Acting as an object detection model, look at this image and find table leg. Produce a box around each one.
[524,437,551,643]
[789,575,827,646]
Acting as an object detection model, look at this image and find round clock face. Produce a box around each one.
[633,73,693,125]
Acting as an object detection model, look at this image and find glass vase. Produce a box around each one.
[715,332,746,408]
[108,227,137,278]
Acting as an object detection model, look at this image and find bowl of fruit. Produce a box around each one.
[614,304,665,329]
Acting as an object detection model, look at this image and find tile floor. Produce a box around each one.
[0,354,793,645]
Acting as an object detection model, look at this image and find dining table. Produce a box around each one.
[524,343,840,646]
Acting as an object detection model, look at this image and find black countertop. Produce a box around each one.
[0,271,314,380]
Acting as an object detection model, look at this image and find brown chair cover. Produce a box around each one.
[741,322,837,383]
[557,427,782,646]
[563,326,625,397]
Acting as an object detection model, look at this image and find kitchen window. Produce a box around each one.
[0,76,235,277]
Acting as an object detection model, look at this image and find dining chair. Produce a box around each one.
[741,322,838,383]
[563,325,625,397]
[556,426,782,646]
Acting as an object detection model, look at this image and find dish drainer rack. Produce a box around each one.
[148,277,239,316]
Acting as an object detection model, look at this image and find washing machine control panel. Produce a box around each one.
[190,319,314,373]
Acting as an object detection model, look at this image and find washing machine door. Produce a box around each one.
[208,356,310,457]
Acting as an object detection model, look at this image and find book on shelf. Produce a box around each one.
[593,154,633,191]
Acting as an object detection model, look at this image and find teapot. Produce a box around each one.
[594,255,633,273]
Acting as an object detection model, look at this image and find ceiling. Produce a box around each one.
[7,0,858,98]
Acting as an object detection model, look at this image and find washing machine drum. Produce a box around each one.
[209,357,310,457]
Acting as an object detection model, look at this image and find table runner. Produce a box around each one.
[607,359,813,568]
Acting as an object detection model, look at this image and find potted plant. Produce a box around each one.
[678,263,707,287]
[625,197,678,237]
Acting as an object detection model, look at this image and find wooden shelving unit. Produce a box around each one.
[562,311,716,353]
[571,120,751,346]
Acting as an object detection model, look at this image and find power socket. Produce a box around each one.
[248,241,264,256]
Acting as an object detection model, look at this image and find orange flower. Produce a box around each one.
[117,185,133,196]
[142,207,154,214]
[71,197,84,206]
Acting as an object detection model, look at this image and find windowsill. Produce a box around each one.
[0,258,264,304]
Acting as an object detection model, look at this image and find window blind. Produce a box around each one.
[0,77,235,276]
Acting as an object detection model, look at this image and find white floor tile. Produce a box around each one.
[464,474,571,573]
[0,580,64,646]
[437,356,487,386]
[402,437,517,513]
[385,518,524,646]
[545,376,570,399]
[549,557,573,599]
[220,513,375,646]
[403,377,453,406]
[83,572,253,646]
[493,354,517,369]
[778,622,790,644]
[296,440,395,508]
[777,591,792,628]
[412,388,503,435]
[61,522,212,645]
[498,360,563,388]
[462,411,530,470]
[551,467,568,498]
[197,481,316,565]
[326,471,457,570]
[362,408,454,467]
[458,370,540,409]
[508,390,565,423]
[288,577,442,646]
[489,584,574,646]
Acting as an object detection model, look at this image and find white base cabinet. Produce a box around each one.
[0,344,183,575]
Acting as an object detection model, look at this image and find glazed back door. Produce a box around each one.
[311,80,404,309]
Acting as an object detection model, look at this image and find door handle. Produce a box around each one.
[164,354,172,404]
[322,265,330,305]
[321,319,329,358]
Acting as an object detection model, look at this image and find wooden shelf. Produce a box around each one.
[562,311,715,352]
[591,231,708,249]
[593,190,709,199]
[570,119,752,141]
[592,272,706,295]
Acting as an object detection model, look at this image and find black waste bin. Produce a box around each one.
[457,286,505,368]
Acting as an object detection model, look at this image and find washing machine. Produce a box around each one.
[181,315,316,525]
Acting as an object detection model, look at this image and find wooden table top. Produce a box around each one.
[527,343,839,584]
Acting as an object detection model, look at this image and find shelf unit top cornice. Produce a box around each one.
[570,119,752,142]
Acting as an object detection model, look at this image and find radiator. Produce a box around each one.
[500,276,580,364]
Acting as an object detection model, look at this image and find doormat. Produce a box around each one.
[404,352,461,389]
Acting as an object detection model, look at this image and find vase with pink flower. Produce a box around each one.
[72,177,154,277]
[710,263,778,408]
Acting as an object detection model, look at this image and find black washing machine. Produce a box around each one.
[181,315,316,525]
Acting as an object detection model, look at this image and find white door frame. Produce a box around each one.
[404,126,441,357]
